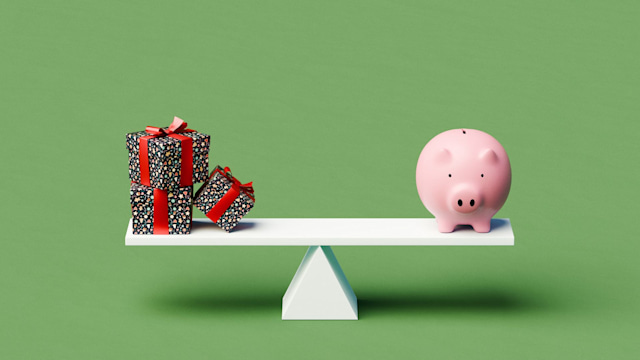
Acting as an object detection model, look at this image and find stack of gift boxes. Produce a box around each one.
[126,117,255,234]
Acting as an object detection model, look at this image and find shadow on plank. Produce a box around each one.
[191,219,258,232]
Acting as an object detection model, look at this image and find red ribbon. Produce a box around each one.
[153,188,169,234]
[205,167,254,222]
[139,117,195,187]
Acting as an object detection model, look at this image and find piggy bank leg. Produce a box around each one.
[436,219,456,233]
[472,220,491,233]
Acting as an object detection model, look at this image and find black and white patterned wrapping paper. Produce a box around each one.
[193,169,255,232]
[130,182,193,234]
[126,129,210,190]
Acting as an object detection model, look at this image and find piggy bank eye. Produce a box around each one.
[448,174,452,177]
[481,174,484,177]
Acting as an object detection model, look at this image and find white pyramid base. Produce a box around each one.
[282,246,358,320]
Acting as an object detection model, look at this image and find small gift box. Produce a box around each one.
[126,117,210,190]
[130,182,193,234]
[194,166,255,232]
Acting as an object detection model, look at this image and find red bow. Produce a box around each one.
[221,167,254,195]
[145,116,192,136]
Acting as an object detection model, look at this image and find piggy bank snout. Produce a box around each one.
[450,185,482,214]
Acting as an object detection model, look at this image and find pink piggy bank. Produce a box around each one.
[416,129,511,233]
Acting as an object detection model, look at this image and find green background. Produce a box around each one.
[2,1,638,358]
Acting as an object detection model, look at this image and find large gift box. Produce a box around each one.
[130,182,193,234]
[126,117,210,190]
[194,166,255,232]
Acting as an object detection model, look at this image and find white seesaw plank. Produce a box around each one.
[125,218,514,246]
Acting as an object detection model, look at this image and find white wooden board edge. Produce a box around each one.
[125,218,514,246]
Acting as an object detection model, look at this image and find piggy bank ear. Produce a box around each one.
[433,149,452,164]
[479,149,499,164]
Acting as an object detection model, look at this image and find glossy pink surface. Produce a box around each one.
[416,129,511,233]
